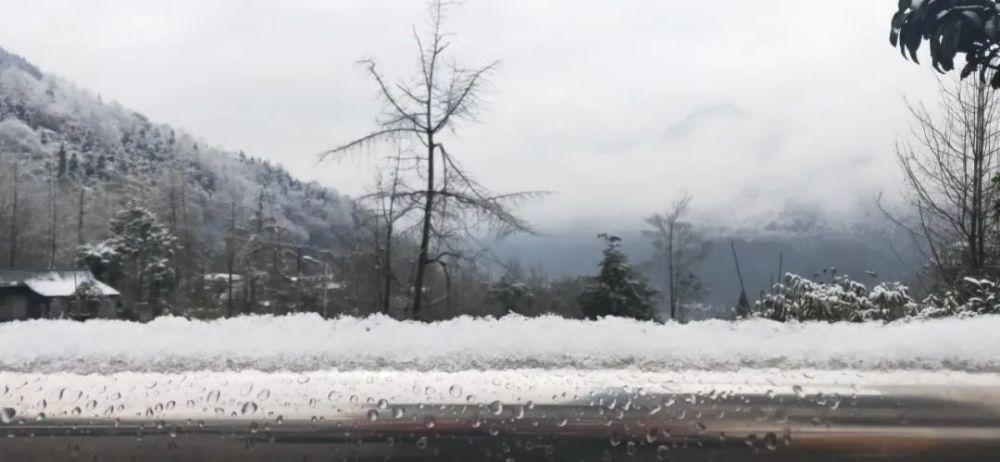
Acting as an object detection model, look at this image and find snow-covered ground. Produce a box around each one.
[1,314,998,374]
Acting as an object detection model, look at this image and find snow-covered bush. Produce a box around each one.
[916,277,1000,318]
[755,273,919,322]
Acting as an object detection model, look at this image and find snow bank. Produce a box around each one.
[1,314,998,374]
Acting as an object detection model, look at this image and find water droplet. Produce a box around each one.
[0,408,15,424]
[207,390,221,403]
[275,414,284,424]
[248,422,259,434]
[240,383,254,396]
[765,389,776,399]
[241,401,258,415]
[610,431,622,447]
[166,400,176,411]
[70,407,82,417]
[792,385,805,399]
[367,409,379,421]
[376,398,389,410]
[656,444,671,461]
[308,398,317,408]
[763,432,779,451]
[416,436,428,449]
[626,440,637,456]
[489,400,503,415]
[423,415,436,428]
[391,406,404,419]
[449,385,462,398]
[257,389,271,401]
[349,395,359,404]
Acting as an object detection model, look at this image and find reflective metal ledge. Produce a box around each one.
[1,369,999,461]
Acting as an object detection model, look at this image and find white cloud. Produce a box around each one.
[0,0,941,226]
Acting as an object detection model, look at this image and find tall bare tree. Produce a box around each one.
[323,0,540,320]
[644,192,708,321]
[884,77,1000,287]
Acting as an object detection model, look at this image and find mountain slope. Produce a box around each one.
[0,46,353,270]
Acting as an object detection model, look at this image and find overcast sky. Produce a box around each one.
[0,0,942,227]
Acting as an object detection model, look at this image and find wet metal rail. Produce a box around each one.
[1,369,999,461]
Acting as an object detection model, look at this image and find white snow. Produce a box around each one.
[0,314,998,374]
[203,273,242,282]
[23,271,119,297]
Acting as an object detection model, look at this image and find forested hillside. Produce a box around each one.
[0,46,355,317]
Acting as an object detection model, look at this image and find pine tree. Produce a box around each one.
[578,234,659,321]
[78,201,177,310]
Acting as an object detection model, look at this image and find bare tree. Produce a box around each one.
[323,0,542,320]
[353,149,421,315]
[883,77,1000,288]
[644,192,708,321]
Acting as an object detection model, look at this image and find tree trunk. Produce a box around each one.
[667,222,676,320]
[9,159,18,267]
[412,134,436,321]
[77,187,85,246]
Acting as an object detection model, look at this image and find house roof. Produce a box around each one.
[0,269,120,297]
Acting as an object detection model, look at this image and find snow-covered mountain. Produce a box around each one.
[0,46,354,267]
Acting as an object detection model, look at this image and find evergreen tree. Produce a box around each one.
[578,234,659,321]
[490,274,534,316]
[78,201,177,309]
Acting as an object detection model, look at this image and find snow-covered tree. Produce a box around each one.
[489,274,534,316]
[78,201,177,307]
[578,234,659,321]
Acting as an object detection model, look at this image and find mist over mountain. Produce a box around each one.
[492,204,924,308]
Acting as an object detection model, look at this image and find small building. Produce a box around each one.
[0,269,120,321]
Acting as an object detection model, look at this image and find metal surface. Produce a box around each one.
[1,369,999,461]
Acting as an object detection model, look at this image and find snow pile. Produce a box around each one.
[0,314,998,374]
